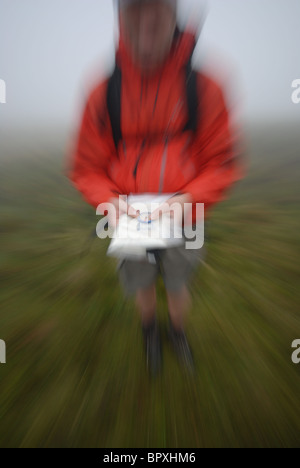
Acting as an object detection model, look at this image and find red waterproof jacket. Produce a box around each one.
[69,29,243,223]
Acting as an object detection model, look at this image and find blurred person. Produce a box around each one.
[68,0,243,376]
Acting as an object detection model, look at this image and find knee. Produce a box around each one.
[135,283,157,311]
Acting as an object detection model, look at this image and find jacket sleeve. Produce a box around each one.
[68,83,121,209]
[181,74,245,212]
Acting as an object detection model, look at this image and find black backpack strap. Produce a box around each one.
[183,57,199,134]
[106,64,122,149]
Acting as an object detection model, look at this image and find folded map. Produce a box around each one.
[107,193,184,260]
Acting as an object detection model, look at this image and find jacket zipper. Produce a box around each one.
[132,76,146,190]
[158,138,168,194]
[157,97,183,194]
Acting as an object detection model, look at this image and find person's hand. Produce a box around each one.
[107,196,140,229]
[150,193,193,222]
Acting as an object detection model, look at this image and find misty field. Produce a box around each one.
[0,126,299,447]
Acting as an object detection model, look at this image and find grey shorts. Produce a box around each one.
[117,236,206,296]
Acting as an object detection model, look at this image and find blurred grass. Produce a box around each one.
[0,128,299,448]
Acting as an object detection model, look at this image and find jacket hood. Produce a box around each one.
[115,26,197,78]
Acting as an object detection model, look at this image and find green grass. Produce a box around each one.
[0,130,299,447]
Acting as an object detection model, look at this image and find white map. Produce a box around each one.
[107,193,184,260]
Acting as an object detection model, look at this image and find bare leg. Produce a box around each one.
[135,283,157,326]
[166,284,191,331]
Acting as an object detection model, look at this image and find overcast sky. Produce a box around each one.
[0,0,299,133]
